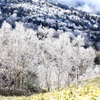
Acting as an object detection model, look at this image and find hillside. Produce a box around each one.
[0,0,100,97]
[0,0,100,50]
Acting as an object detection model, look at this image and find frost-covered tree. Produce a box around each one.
[38,33,96,89]
[0,21,40,93]
[70,35,96,85]
[0,21,96,93]
[36,38,53,91]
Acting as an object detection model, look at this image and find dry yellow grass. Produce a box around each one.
[0,77,100,100]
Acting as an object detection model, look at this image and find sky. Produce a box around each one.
[54,0,100,13]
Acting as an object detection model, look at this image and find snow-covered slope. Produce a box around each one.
[0,0,100,50]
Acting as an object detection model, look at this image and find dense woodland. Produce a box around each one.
[0,0,100,51]
[0,21,99,95]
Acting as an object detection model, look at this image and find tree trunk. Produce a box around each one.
[76,68,79,87]
[68,73,70,87]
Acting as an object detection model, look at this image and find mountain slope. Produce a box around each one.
[0,0,100,50]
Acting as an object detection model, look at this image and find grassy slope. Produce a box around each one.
[0,77,100,100]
